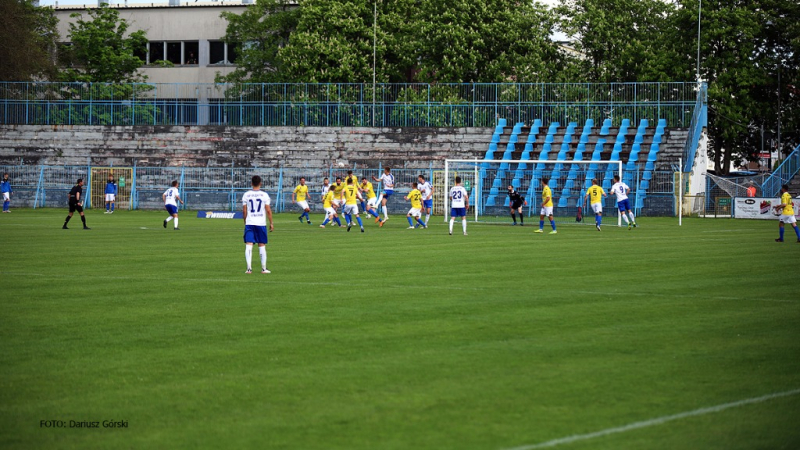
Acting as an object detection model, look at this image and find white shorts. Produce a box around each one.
[332,198,342,207]
[343,204,359,216]
[324,207,336,216]
[367,197,378,209]
[2,192,9,201]
[591,203,602,214]
[779,214,797,224]
[105,194,115,202]
[297,200,309,210]
[540,206,553,216]
[408,207,422,217]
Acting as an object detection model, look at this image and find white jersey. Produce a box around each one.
[163,187,180,206]
[419,181,432,199]
[610,182,630,201]
[242,190,271,226]
[321,184,331,196]
[379,173,395,190]
[449,186,468,208]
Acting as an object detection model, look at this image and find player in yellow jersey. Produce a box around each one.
[331,177,345,218]
[773,184,800,243]
[404,182,427,229]
[342,177,365,232]
[360,177,381,220]
[292,177,312,225]
[534,177,557,234]
[583,178,607,231]
[319,186,342,228]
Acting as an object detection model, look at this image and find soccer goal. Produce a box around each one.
[443,159,625,226]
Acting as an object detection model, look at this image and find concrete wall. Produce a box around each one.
[0,125,493,168]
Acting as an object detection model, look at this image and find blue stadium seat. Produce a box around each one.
[498,118,507,127]
[602,179,611,190]
[565,179,575,189]
[620,118,630,128]
[645,161,655,171]
[640,180,650,190]
[657,118,666,128]
[642,171,652,180]
[639,119,649,128]
[600,119,612,135]
[532,119,542,128]
[585,119,595,128]
[544,135,554,144]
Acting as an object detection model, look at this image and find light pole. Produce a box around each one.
[696,0,702,81]
[372,0,377,127]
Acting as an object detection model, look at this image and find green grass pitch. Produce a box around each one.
[1,209,799,450]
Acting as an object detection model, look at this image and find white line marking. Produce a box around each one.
[503,388,800,450]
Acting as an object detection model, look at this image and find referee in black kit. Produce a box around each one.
[508,185,527,226]
[63,178,90,230]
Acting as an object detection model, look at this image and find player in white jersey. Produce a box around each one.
[610,175,637,229]
[162,180,183,230]
[449,176,469,236]
[372,167,394,224]
[242,175,274,274]
[417,174,434,226]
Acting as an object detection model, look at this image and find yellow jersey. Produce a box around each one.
[542,185,553,207]
[361,181,376,199]
[293,184,308,202]
[344,185,360,205]
[586,185,605,204]
[781,192,794,215]
[322,190,335,208]
[332,182,345,199]
[346,176,359,187]
[408,189,423,209]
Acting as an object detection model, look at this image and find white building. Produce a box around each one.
[52,2,263,84]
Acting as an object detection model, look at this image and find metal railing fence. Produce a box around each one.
[0,82,697,128]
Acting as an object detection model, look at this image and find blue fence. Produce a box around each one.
[0,163,677,218]
[0,82,697,128]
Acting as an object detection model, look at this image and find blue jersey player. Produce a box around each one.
[372,167,394,225]
[104,175,118,214]
[242,175,274,274]
[1,173,12,213]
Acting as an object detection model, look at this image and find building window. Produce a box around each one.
[209,41,238,65]
[166,42,182,65]
[149,41,165,64]
[184,41,199,65]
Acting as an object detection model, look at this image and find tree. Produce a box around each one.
[216,0,300,84]
[59,5,148,83]
[0,0,59,81]
[557,0,677,82]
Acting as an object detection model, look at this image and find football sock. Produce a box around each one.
[356,217,363,227]
[333,216,342,226]
[245,246,252,269]
[462,219,467,233]
[361,201,366,210]
[417,218,426,227]
[520,215,524,224]
[322,217,329,226]
[81,216,87,226]
[597,215,602,225]
[407,216,414,226]
[550,220,556,230]
[622,214,629,224]
[111,203,115,212]
[425,214,430,225]
[345,213,352,225]
[166,216,173,222]
[780,227,785,240]
[449,218,454,233]
[539,220,544,230]
[511,212,517,223]
[794,226,800,239]
[627,212,635,223]
[382,205,388,219]
[3,201,8,211]
[64,215,71,225]
[106,204,110,211]
[259,247,267,270]
[174,218,179,228]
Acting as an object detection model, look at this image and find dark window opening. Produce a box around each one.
[209,41,225,65]
[149,42,165,63]
[133,46,147,65]
[228,43,239,64]
[166,42,182,65]
[183,41,199,65]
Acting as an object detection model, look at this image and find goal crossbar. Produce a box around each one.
[444,158,624,226]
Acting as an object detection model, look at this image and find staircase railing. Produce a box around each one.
[682,82,708,172]
[761,144,800,197]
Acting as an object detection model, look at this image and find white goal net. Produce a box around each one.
[443,159,624,225]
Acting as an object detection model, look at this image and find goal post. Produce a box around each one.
[444,159,624,226]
